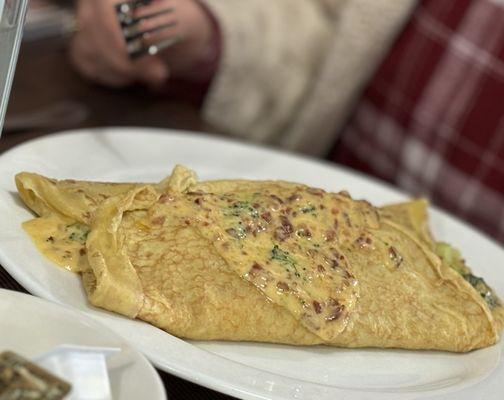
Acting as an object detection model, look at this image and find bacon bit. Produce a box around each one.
[324,230,336,242]
[389,246,403,267]
[249,262,263,277]
[313,301,322,314]
[307,188,325,197]
[281,216,293,231]
[184,219,191,226]
[356,235,371,249]
[331,208,339,215]
[252,203,261,209]
[287,193,301,202]
[274,216,294,241]
[326,305,345,321]
[151,216,166,226]
[256,224,267,235]
[261,211,272,223]
[79,248,87,256]
[255,223,267,234]
[276,281,289,291]
[226,228,245,239]
[194,198,203,206]
[297,228,312,238]
[270,194,284,204]
[274,228,288,241]
[46,236,55,243]
[202,221,209,227]
[317,265,326,273]
[158,194,174,203]
[241,251,248,256]
[344,270,355,280]
[76,189,85,193]
[319,204,326,210]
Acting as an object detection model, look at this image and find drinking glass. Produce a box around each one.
[0,0,28,135]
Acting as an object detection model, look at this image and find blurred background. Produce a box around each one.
[2,0,216,153]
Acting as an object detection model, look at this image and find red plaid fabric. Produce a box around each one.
[332,0,504,244]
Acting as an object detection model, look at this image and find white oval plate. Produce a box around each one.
[0,128,502,400]
[0,288,166,400]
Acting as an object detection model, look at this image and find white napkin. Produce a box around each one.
[36,345,121,400]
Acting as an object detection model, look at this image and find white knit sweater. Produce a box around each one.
[201,0,417,156]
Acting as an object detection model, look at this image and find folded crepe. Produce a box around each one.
[16,166,504,352]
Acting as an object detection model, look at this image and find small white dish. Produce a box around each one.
[0,127,502,400]
[0,289,166,400]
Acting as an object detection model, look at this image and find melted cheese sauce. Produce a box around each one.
[23,214,89,272]
[170,182,380,340]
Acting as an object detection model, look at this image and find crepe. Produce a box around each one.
[16,166,504,352]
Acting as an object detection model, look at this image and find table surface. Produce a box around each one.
[1,37,237,400]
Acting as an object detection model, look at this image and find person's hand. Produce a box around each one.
[132,0,216,80]
[70,0,166,87]
[70,0,215,88]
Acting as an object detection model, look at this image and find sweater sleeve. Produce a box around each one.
[200,0,341,143]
